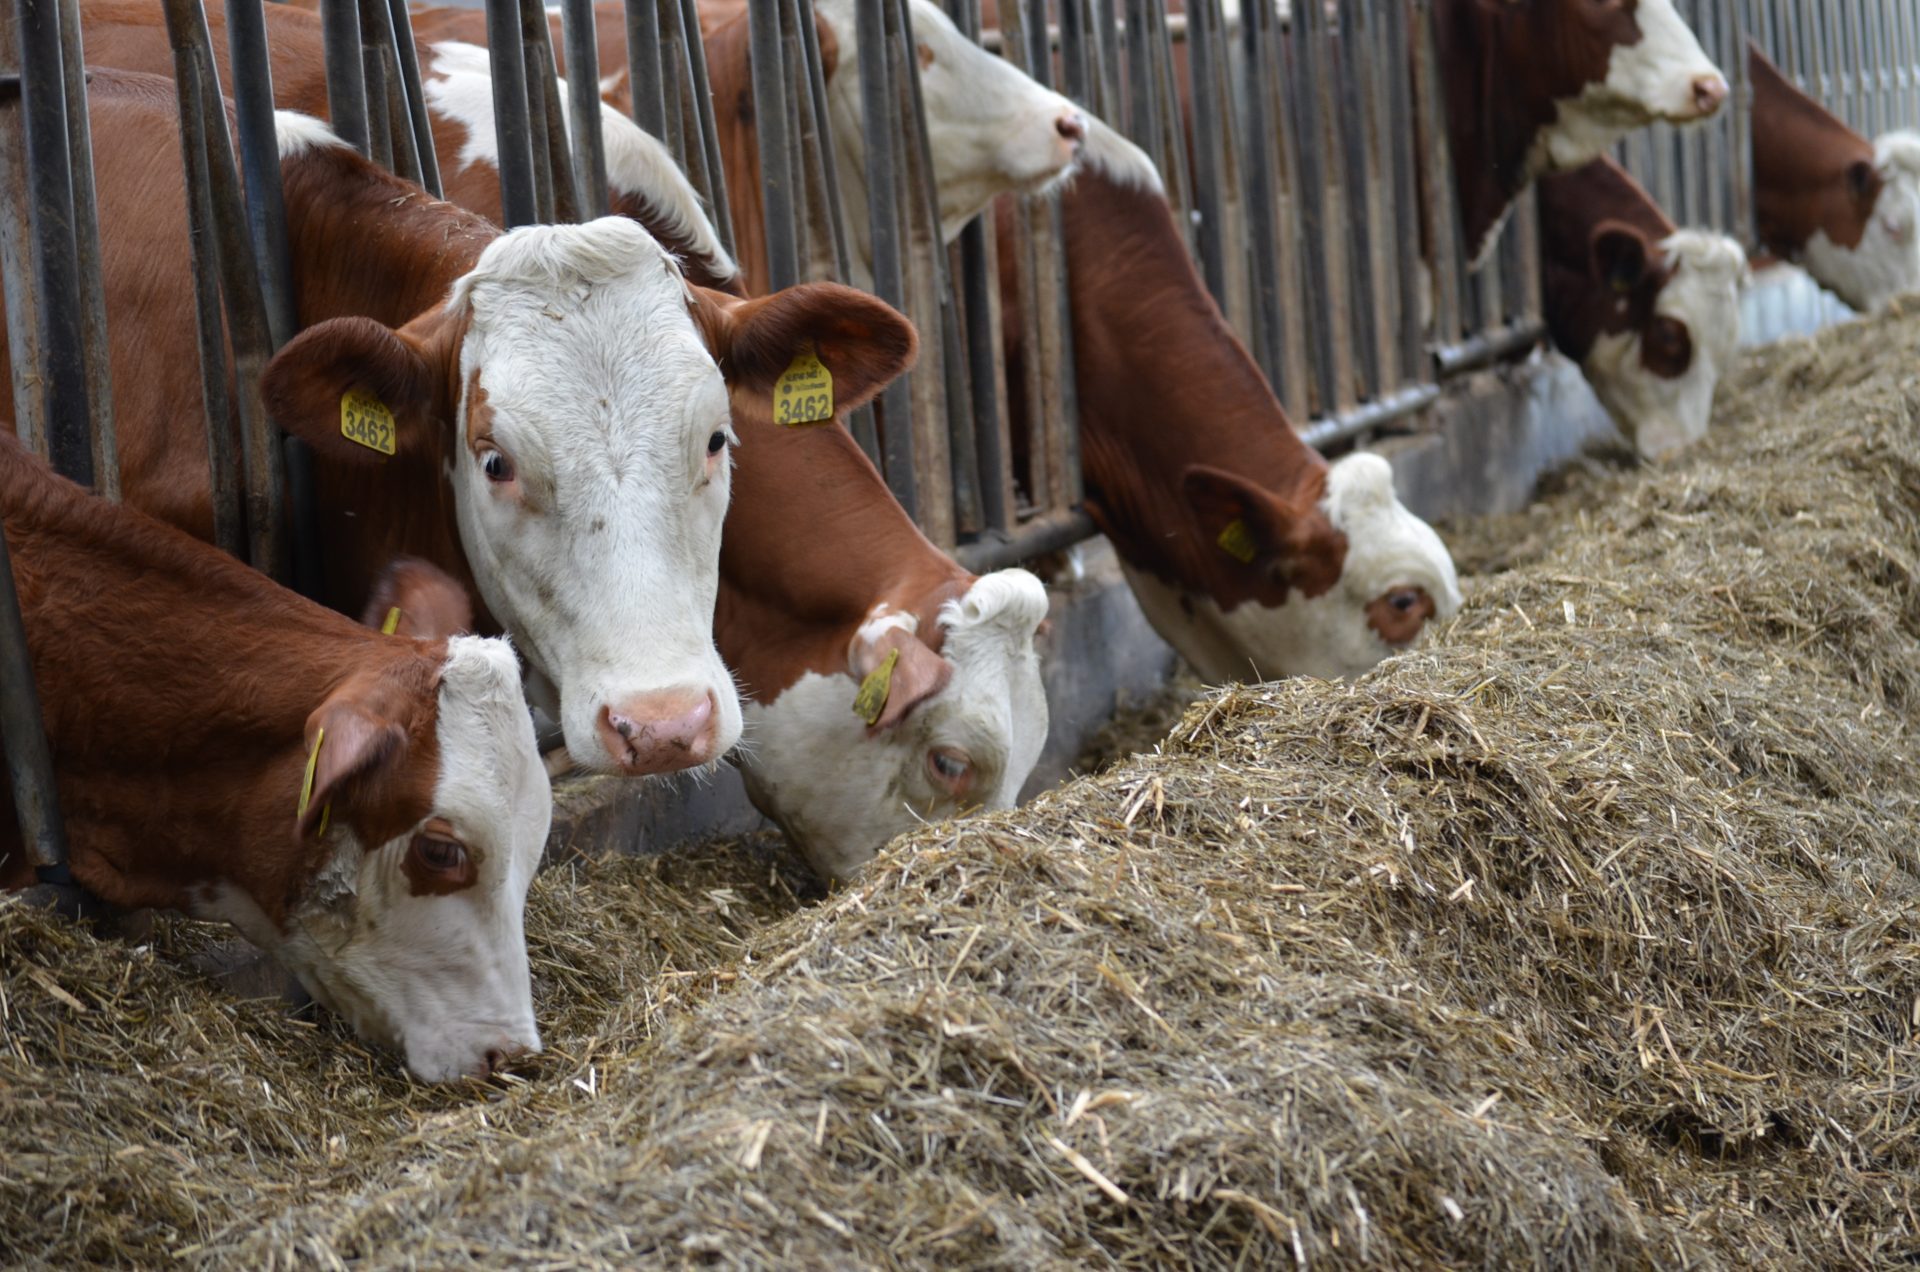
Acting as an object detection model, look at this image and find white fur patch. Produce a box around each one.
[200,636,550,1082]
[1128,454,1461,683]
[812,0,1083,265]
[424,42,739,284]
[1535,0,1725,175]
[1584,229,1746,459]
[739,569,1050,880]
[274,109,349,159]
[1799,131,1920,313]
[441,217,743,772]
[1072,116,1166,197]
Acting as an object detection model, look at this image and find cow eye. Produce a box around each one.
[411,833,468,874]
[927,746,973,794]
[707,430,728,457]
[480,449,514,483]
[1389,588,1420,614]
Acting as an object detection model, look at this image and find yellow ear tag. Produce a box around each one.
[340,388,397,455]
[1216,518,1258,564]
[852,647,900,726]
[380,606,403,636]
[297,727,331,836]
[772,342,834,427]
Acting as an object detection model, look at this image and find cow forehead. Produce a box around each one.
[1323,455,1462,614]
[432,635,550,883]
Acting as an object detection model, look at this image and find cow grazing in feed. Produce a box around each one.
[1537,158,1746,460]
[0,437,548,1081]
[1433,0,1727,263]
[1747,41,1920,312]
[1001,122,1460,683]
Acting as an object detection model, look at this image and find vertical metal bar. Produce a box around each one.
[793,0,849,279]
[173,75,243,557]
[679,0,735,257]
[0,18,47,460]
[1185,0,1230,309]
[1412,0,1461,350]
[858,0,915,515]
[1237,0,1284,390]
[0,523,66,880]
[484,0,538,227]
[14,0,92,487]
[320,0,370,155]
[624,0,667,139]
[521,0,577,224]
[56,0,114,497]
[357,0,392,170]
[1336,0,1384,404]
[749,0,801,289]
[1123,0,1158,148]
[560,0,609,218]
[386,0,441,196]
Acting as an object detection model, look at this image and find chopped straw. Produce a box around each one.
[7,302,1920,1268]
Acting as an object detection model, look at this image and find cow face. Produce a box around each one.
[266,218,743,777]
[813,0,1086,251]
[1126,454,1461,683]
[195,635,549,1082]
[1802,132,1920,313]
[1581,227,1746,460]
[1532,0,1728,173]
[739,570,1051,881]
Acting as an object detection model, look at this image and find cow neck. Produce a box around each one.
[715,412,970,701]
[0,442,441,921]
[1749,44,1876,255]
[1538,160,1677,360]
[1058,167,1337,609]
[279,141,496,625]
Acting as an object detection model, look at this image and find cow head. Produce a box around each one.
[1527,0,1727,173]
[1577,226,1747,459]
[265,217,742,777]
[1123,453,1461,683]
[813,0,1086,252]
[1802,131,1920,313]
[198,624,550,1083]
[739,570,1051,881]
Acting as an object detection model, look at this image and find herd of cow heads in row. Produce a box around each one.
[0,0,1903,1080]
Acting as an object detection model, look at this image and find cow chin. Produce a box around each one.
[1803,214,1920,314]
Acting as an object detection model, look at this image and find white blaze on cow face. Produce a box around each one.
[1802,131,1920,313]
[191,637,550,1082]
[1586,229,1747,460]
[813,0,1086,257]
[1539,0,1728,173]
[739,570,1051,881]
[1127,454,1462,683]
[446,220,743,775]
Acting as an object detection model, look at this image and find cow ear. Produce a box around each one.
[693,283,918,413]
[847,623,953,732]
[1182,464,1301,568]
[1592,223,1650,293]
[296,684,414,841]
[262,316,440,464]
[361,557,474,641]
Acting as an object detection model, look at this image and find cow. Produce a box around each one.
[28,52,911,780]
[388,31,1052,879]
[0,435,547,1081]
[1000,121,1460,682]
[1537,158,1746,460]
[1748,41,1920,312]
[404,0,1088,292]
[1433,0,1727,264]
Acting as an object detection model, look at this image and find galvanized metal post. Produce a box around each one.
[749,0,802,289]
[485,0,539,227]
[320,0,370,155]
[386,0,441,196]
[677,0,735,258]
[55,0,114,498]
[623,0,667,140]
[0,523,67,883]
[560,0,610,218]
[856,0,917,515]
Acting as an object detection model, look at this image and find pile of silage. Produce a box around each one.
[6,306,1920,1269]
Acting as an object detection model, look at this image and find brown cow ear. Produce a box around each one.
[1182,464,1299,567]
[296,685,414,841]
[262,316,439,465]
[847,623,953,732]
[1591,223,1651,293]
[361,557,474,641]
[693,282,918,413]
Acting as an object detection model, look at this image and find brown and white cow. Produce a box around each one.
[1748,41,1920,312]
[1434,0,1727,263]
[0,436,548,1081]
[1537,158,1745,460]
[1001,122,1459,682]
[393,28,1051,876]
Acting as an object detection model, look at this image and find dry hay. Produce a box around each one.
[7,306,1920,1268]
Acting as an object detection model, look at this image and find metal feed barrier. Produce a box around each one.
[4,0,1917,867]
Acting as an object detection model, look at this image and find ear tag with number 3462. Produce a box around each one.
[340,388,397,455]
[773,343,834,427]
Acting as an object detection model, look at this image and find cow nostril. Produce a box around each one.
[1692,75,1728,114]
[483,1048,505,1076]
[1056,112,1086,146]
